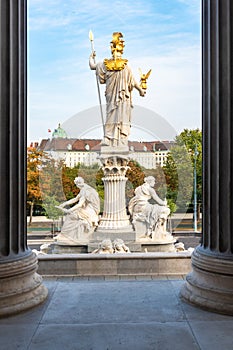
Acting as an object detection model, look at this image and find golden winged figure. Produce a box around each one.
[139,68,152,90]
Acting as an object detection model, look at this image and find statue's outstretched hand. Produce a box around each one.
[89,52,97,69]
[139,88,145,97]
[90,51,96,59]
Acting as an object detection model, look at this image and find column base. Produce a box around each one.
[0,252,48,317]
[97,218,132,230]
[180,246,233,315]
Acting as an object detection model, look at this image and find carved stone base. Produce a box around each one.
[92,228,136,242]
[140,241,176,252]
[54,230,94,246]
[53,243,88,254]
[0,252,48,317]
[133,220,174,244]
[180,246,233,315]
[97,220,132,230]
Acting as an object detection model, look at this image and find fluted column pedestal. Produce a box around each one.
[181,0,233,315]
[94,146,134,241]
[0,0,47,317]
[99,174,131,230]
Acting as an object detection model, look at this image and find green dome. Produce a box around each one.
[52,124,67,138]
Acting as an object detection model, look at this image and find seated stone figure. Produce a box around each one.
[54,177,100,244]
[128,176,171,241]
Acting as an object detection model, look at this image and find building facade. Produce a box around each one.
[38,127,175,169]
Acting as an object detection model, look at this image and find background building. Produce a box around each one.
[37,125,175,169]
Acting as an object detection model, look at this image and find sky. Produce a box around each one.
[28,0,201,143]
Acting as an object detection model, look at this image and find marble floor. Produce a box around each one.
[1,275,233,350]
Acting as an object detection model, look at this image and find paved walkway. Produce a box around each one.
[1,276,232,350]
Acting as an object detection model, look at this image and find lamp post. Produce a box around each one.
[193,144,199,232]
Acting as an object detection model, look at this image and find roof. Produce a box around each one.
[38,138,101,152]
[72,139,101,151]
[37,139,175,152]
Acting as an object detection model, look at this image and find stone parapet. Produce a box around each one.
[37,252,192,276]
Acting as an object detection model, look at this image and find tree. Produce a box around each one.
[95,167,104,212]
[163,143,193,212]
[38,155,67,228]
[42,195,63,235]
[27,147,43,225]
[163,128,202,213]
[143,165,168,199]
[176,129,202,154]
[126,160,145,188]
[62,165,80,200]
[62,163,105,211]
[176,128,202,215]
[39,157,66,204]
[126,160,145,204]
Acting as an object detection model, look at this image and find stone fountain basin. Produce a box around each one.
[37,251,191,276]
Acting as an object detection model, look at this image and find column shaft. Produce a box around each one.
[0,0,27,259]
[181,0,233,315]
[100,175,130,229]
[202,0,233,253]
[0,0,47,317]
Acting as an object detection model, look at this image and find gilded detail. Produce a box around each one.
[103,58,128,71]
[139,68,152,90]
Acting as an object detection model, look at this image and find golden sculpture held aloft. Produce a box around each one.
[89,32,151,147]
[139,68,152,90]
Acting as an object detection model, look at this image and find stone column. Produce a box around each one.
[99,168,130,230]
[181,0,233,315]
[97,149,132,231]
[0,0,48,317]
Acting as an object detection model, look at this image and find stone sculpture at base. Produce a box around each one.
[128,176,172,242]
[54,177,100,244]
[113,238,130,253]
[91,239,114,254]
[91,238,130,254]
